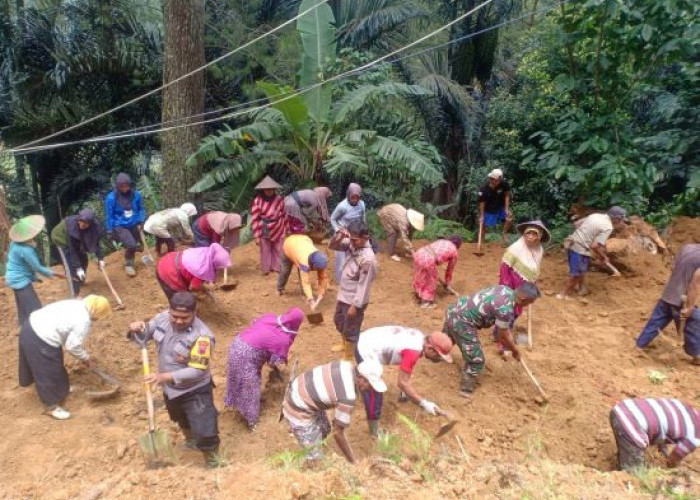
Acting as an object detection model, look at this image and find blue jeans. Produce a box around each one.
[636,300,700,357]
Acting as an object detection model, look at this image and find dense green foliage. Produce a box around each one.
[0,0,697,249]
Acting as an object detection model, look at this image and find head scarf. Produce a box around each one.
[446,235,463,249]
[312,187,332,221]
[308,251,328,270]
[77,208,96,223]
[181,242,231,282]
[66,214,103,252]
[238,307,304,360]
[207,211,242,249]
[83,295,112,320]
[502,235,543,282]
[180,203,197,217]
[114,172,133,209]
[346,183,362,199]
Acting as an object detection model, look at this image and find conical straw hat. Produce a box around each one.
[407,209,425,231]
[254,175,282,190]
[9,215,46,242]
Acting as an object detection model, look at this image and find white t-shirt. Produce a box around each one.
[29,299,92,360]
[569,213,613,256]
[357,326,425,366]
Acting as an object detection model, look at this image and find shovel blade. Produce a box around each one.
[138,429,177,468]
[472,251,485,257]
[307,312,324,325]
[141,255,154,267]
[435,419,458,438]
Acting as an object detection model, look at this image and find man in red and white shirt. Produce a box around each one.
[356,326,454,436]
[610,397,700,471]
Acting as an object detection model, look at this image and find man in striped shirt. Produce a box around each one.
[282,359,386,462]
[610,398,700,471]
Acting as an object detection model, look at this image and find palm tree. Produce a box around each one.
[188,0,444,194]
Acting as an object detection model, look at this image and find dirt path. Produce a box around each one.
[0,217,698,499]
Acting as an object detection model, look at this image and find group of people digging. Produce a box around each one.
[4,169,698,472]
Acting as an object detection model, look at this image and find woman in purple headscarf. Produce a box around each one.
[224,307,304,430]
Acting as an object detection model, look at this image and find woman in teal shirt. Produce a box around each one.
[5,215,63,325]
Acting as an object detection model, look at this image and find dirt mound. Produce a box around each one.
[669,216,700,253]
[0,217,698,499]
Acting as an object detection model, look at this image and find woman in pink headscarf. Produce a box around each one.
[283,187,332,234]
[224,308,304,430]
[155,243,231,299]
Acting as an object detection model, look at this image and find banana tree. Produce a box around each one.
[188,0,444,192]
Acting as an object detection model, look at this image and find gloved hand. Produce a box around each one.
[419,399,440,416]
[98,260,106,269]
[76,268,86,282]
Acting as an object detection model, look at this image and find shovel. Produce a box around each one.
[139,229,155,267]
[136,333,176,468]
[605,261,622,277]
[473,224,485,257]
[435,408,458,438]
[99,265,125,310]
[439,279,459,297]
[519,357,548,402]
[219,267,237,292]
[56,247,77,298]
[86,366,121,400]
[306,296,324,324]
[517,305,533,349]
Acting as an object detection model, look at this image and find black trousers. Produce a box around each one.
[164,383,220,451]
[13,285,42,326]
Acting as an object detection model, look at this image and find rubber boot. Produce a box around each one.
[331,338,345,353]
[181,428,197,451]
[367,419,379,437]
[343,341,356,362]
[460,370,477,397]
[124,258,136,277]
[203,448,226,468]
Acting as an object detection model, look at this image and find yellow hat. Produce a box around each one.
[83,295,112,320]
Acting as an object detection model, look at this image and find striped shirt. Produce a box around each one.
[283,361,357,428]
[612,398,700,459]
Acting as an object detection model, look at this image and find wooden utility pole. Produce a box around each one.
[161,0,205,206]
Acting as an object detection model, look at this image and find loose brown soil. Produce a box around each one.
[1,217,698,499]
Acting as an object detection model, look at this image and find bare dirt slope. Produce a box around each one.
[0,217,698,499]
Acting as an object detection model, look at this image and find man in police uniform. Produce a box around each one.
[128,292,222,467]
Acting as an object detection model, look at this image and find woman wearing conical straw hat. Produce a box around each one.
[250,176,285,275]
[4,215,64,325]
[18,295,111,419]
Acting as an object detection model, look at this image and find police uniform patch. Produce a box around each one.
[188,336,211,369]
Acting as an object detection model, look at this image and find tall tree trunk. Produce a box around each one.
[161,0,205,206]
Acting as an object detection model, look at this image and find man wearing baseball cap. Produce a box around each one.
[557,205,627,299]
[478,168,512,244]
[355,326,453,436]
[282,359,386,463]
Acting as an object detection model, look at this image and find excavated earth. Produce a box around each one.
[0,217,698,499]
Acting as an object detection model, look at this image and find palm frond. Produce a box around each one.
[332,82,433,124]
[189,148,288,193]
[367,135,444,186]
[337,1,427,48]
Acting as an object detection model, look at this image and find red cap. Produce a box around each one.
[427,332,453,363]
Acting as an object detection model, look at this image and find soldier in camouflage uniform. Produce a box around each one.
[443,283,540,396]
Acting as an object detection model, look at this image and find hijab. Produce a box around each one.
[238,307,304,359]
[83,295,112,320]
[114,173,134,210]
[181,243,231,282]
[312,187,332,220]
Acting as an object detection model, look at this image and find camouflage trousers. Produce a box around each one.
[442,318,485,376]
